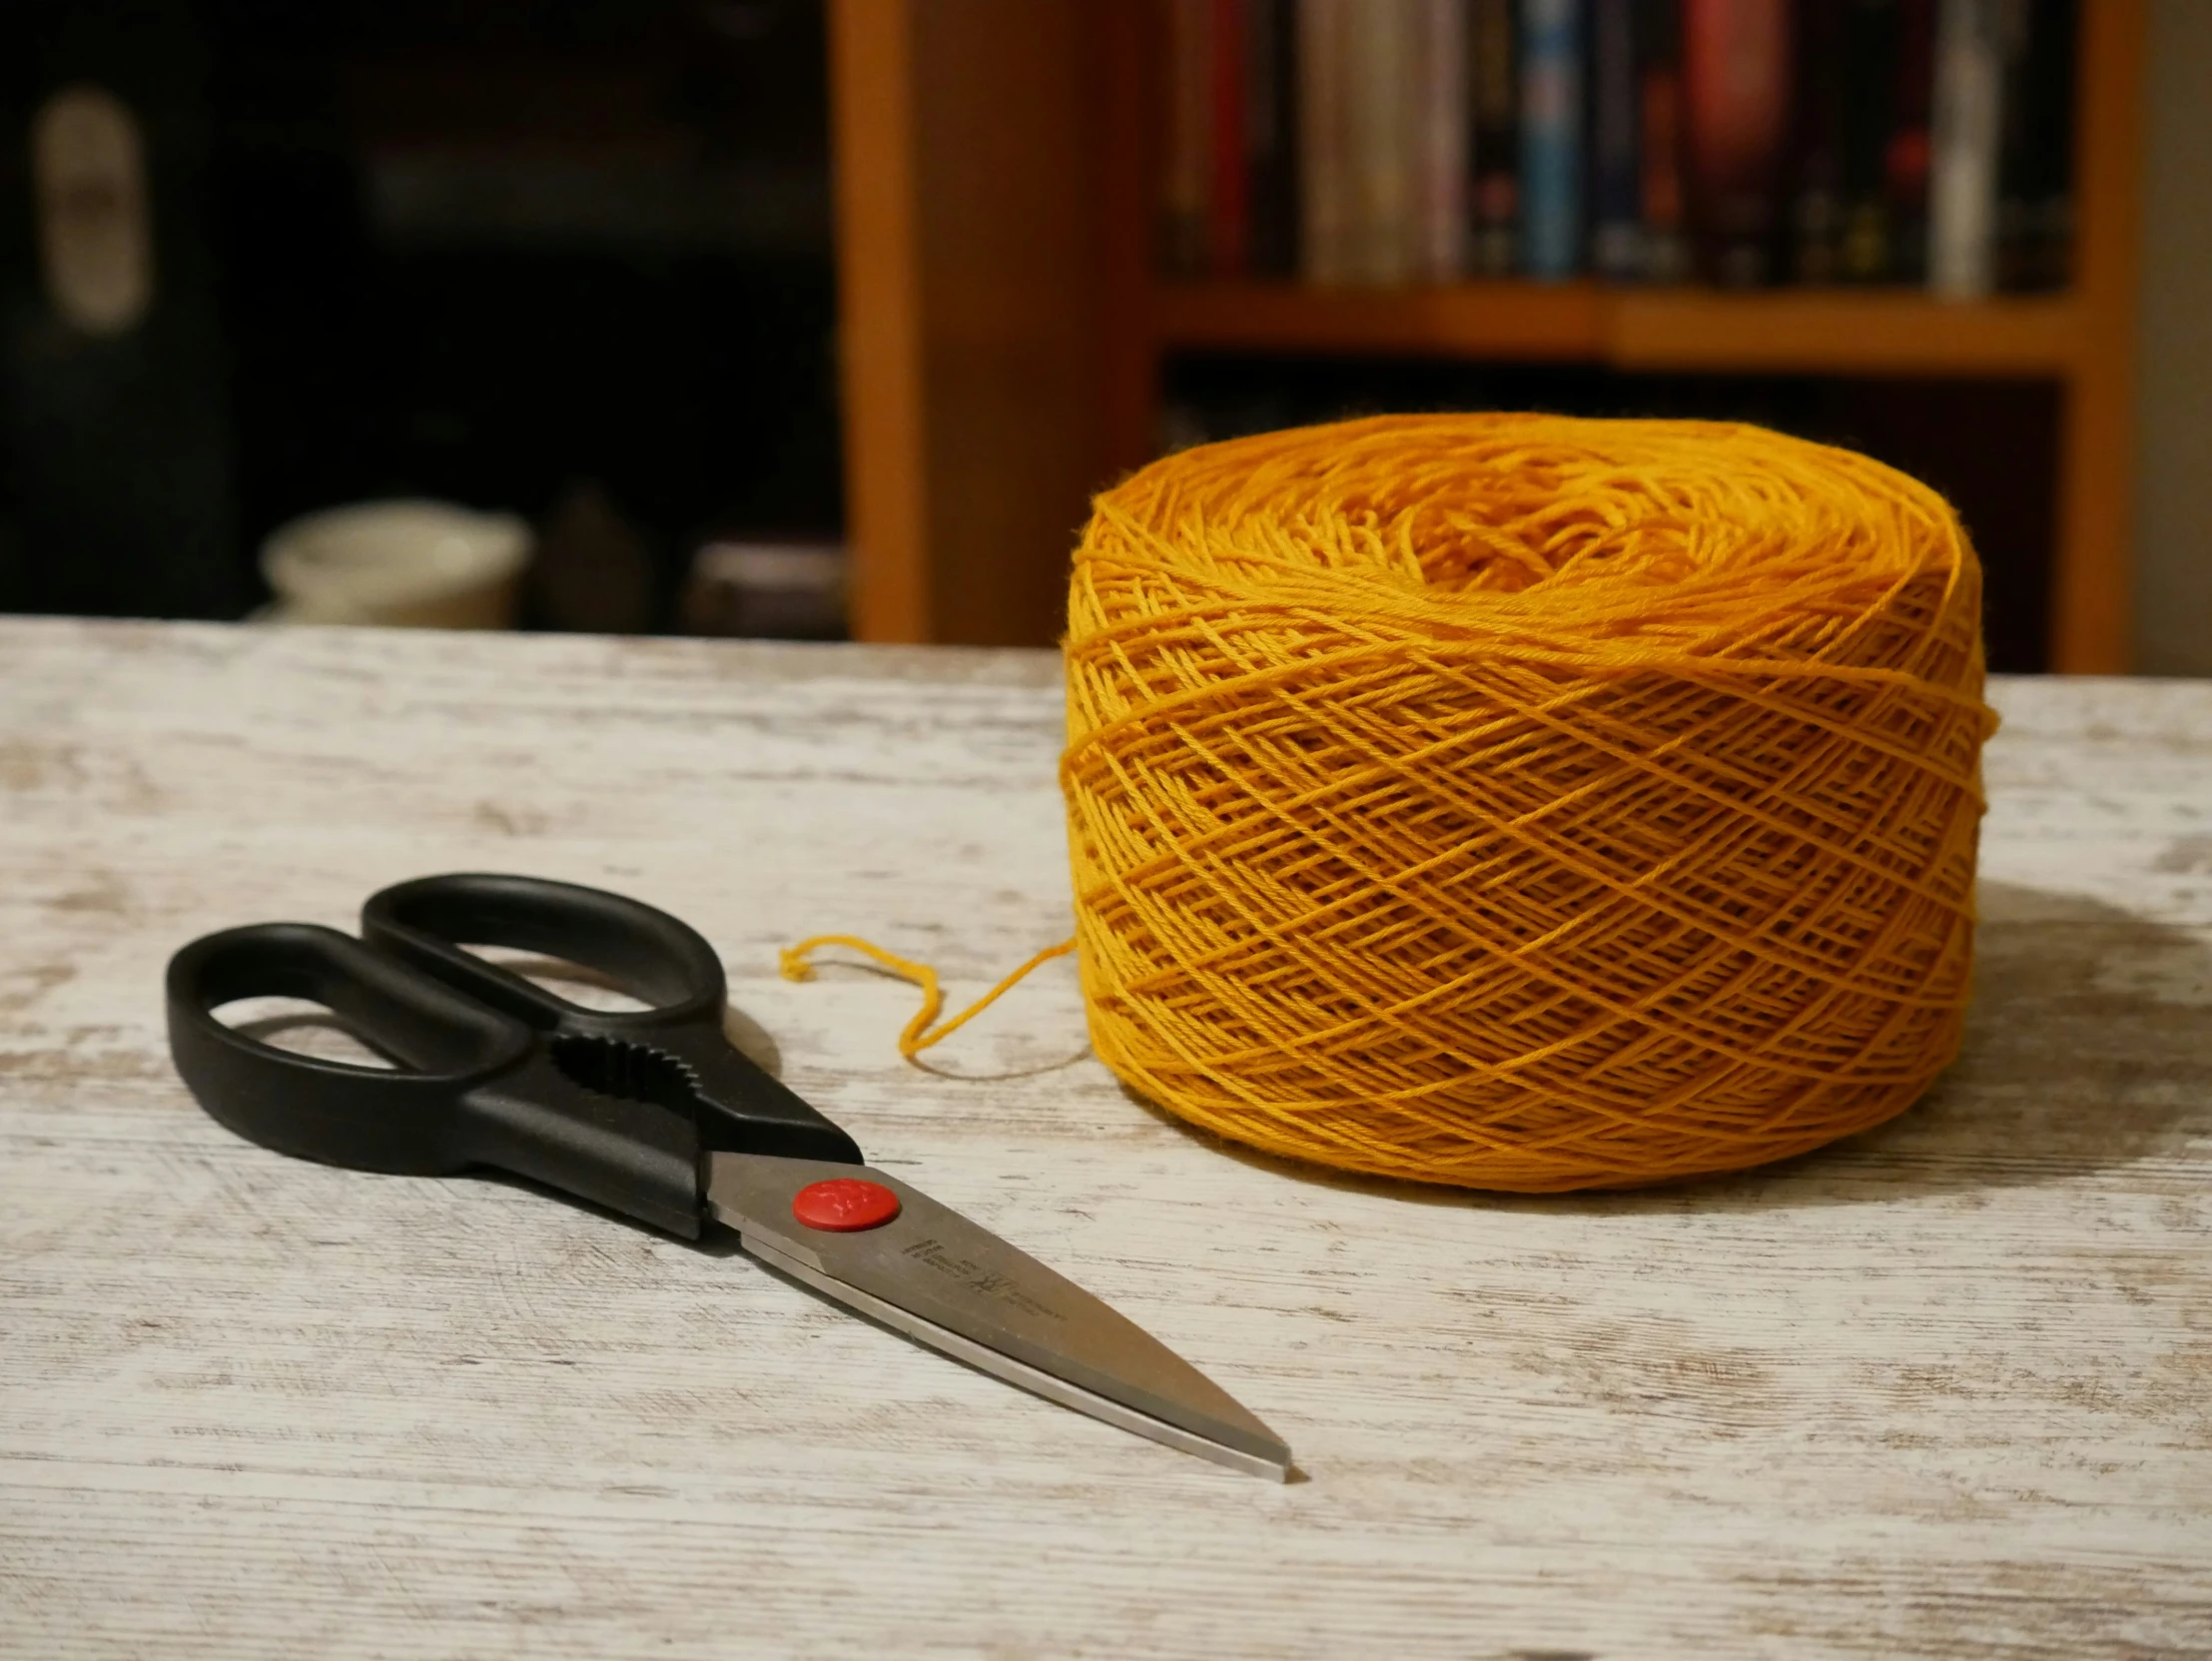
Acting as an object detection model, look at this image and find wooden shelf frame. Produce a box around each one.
[1150,284,2084,376]
[832,0,2147,671]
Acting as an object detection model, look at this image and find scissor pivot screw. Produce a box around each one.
[791,1178,902,1233]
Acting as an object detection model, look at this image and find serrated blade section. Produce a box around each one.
[705,1153,1292,1480]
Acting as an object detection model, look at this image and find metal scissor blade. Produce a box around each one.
[704,1153,1292,1480]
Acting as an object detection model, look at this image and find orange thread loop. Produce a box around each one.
[780,934,1076,1062]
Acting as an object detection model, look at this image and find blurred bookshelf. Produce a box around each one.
[828,0,2146,674]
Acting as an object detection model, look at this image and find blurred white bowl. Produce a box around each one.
[260,500,532,628]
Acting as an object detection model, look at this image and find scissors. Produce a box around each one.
[164,873,1289,1479]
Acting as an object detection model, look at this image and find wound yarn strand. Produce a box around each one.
[1060,415,1994,1192]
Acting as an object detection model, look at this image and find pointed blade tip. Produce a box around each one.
[713,1153,1295,1481]
[742,1230,1295,1480]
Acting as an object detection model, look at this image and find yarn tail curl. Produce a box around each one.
[779,935,1076,1062]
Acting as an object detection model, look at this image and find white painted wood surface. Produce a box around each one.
[1,617,2207,1660]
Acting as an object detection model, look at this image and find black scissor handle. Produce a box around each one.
[362,873,863,1169]
[168,918,713,1236]
[166,922,531,1175]
[169,876,864,1240]
[363,872,725,1033]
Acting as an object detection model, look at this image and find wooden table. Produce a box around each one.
[2,618,2207,1659]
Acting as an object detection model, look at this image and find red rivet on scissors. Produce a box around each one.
[791,1178,901,1233]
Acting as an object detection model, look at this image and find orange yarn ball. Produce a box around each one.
[1061,414,1996,1191]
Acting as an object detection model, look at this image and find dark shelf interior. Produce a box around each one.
[2,0,841,626]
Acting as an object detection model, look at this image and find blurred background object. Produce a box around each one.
[32,85,157,338]
[260,498,530,627]
[679,535,844,639]
[529,479,656,634]
[0,0,2207,669]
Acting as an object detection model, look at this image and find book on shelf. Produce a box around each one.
[1995,0,2076,292]
[1348,0,1416,285]
[1791,0,1847,281]
[1837,0,1901,281]
[1207,0,1249,278]
[1589,0,1690,283]
[1467,0,1520,275]
[1682,0,1791,287]
[1929,0,2004,298]
[1417,0,1472,282]
[1247,0,1300,276]
[1885,0,1938,284]
[1154,0,2076,295]
[1590,0,1641,281]
[1519,0,1584,281]
[1294,0,1350,282]
[1161,0,1209,276]
[1637,0,1691,282]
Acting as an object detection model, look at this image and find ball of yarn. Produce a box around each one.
[1061,414,1996,1191]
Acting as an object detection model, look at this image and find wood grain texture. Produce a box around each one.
[1,619,2208,1660]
